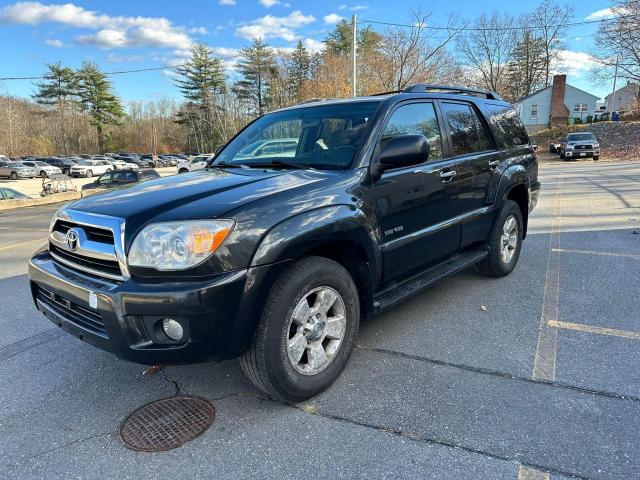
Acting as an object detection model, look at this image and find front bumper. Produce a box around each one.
[28,249,279,365]
[17,170,34,177]
[565,149,599,158]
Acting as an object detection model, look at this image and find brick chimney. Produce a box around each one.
[549,74,569,127]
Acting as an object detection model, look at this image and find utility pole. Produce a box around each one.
[351,14,357,98]
[611,54,619,112]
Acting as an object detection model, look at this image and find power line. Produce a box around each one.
[360,14,639,32]
[0,55,243,81]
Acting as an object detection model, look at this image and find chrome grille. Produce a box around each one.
[48,210,128,282]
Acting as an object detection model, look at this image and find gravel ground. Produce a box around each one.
[1,161,639,479]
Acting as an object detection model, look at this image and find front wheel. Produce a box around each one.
[86,170,93,177]
[475,199,524,278]
[40,170,48,178]
[10,172,17,180]
[593,155,599,161]
[240,256,360,402]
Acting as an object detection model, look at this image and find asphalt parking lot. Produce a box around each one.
[1,161,639,480]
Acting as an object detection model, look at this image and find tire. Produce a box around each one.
[239,256,360,403]
[593,155,599,161]
[559,151,565,159]
[178,168,188,174]
[86,170,93,177]
[40,170,48,178]
[106,168,112,172]
[10,172,17,180]
[475,199,524,278]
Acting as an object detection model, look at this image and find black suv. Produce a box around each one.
[28,84,539,402]
[39,157,77,174]
[81,168,160,193]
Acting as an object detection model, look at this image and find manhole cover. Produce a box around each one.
[120,396,215,452]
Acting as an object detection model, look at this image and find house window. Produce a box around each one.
[573,103,588,113]
[530,104,538,117]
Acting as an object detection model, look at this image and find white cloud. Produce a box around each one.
[45,38,64,47]
[188,26,208,34]
[585,7,629,20]
[557,50,598,77]
[351,4,369,11]
[218,0,236,5]
[259,0,280,7]
[303,38,325,54]
[0,1,200,50]
[338,4,347,10]
[235,10,315,41]
[323,13,344,24]
[106,53,144,63]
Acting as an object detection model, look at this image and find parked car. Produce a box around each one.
[20,160,62,178]
[108,158,139,171]
[177,154,213,173]
[549,142,561,153]
[235,138,298,160]
[0,155,12,163]
[28,83,540,402]
[0,187,29,200]
[140,154,159,167]
[159,155,178,166]
[69,159,114,177]
[0,161,36,179]
[559,132,600,160]
[40,157,78,174]
[82,169,160,193]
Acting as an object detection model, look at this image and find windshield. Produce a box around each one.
[567,133,595,141]
[215,101,381,170]
[33,161,47,166]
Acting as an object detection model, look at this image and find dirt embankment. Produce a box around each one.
[531,121,640,160]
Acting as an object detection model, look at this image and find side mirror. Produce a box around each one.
[379,134,429,170]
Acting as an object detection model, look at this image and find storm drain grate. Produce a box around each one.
[120,396,215,452]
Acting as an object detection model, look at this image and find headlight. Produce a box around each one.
[593,143,600,148]
[128,220,234,270]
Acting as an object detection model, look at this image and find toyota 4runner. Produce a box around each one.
[29,84,540,402]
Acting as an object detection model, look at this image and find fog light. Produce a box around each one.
[162,318,184,341]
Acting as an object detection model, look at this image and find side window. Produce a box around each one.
[485,104,530,148]
[381,102,443,160]
[441,102,494,157]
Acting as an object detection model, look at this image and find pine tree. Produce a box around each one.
[289,41,311,101]
[234,39,277,116]
[32,62,78,154]
[324,20,382,56]
[175,43,226,107]
[504,31,547,101]
[174,43,227,151]
[76,62,125,152]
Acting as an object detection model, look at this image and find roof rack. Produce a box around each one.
[402,84,502,100]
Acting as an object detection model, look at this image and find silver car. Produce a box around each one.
[560,132,600,160]
[20,160,62,178]
[0,161,36,179]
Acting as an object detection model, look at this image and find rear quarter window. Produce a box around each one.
[485,104,530,148]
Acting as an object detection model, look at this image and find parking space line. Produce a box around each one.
[0,239,46,252]
[532,177,563,382]
[552,248,640,260]
[548,320,640,341]
[518,465,550,480]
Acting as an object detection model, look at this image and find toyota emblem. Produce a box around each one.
[65,228,80,251]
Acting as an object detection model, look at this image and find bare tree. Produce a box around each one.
[376,10,463,91]
[594,0,640,84]
[531,0,574,87]
[456,12,516,95]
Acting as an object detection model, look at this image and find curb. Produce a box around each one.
[0,191,80,212]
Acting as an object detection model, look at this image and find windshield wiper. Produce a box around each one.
[244,160,314,170]
[207,161,245,169]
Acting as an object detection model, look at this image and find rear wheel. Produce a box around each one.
[178,168,188,174]
[10,172,17,180]
[40,170,48,178]
[476,199,523,278]
[86,169,93,177]
[593,155,599,161]
[240,256,360,402]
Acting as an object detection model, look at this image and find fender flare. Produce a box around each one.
[495,164,530,202]
[250,204,381,275]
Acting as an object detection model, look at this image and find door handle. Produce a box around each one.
[439,170,457,182]
[488,159,501,169]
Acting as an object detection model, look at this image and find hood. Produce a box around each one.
[67,167,331,229]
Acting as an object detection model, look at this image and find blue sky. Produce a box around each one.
[0,0,617,103]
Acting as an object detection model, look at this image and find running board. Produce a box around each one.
[373,249,488,313]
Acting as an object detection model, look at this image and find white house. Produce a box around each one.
[514,75,600,134]
[605,81,640,112]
